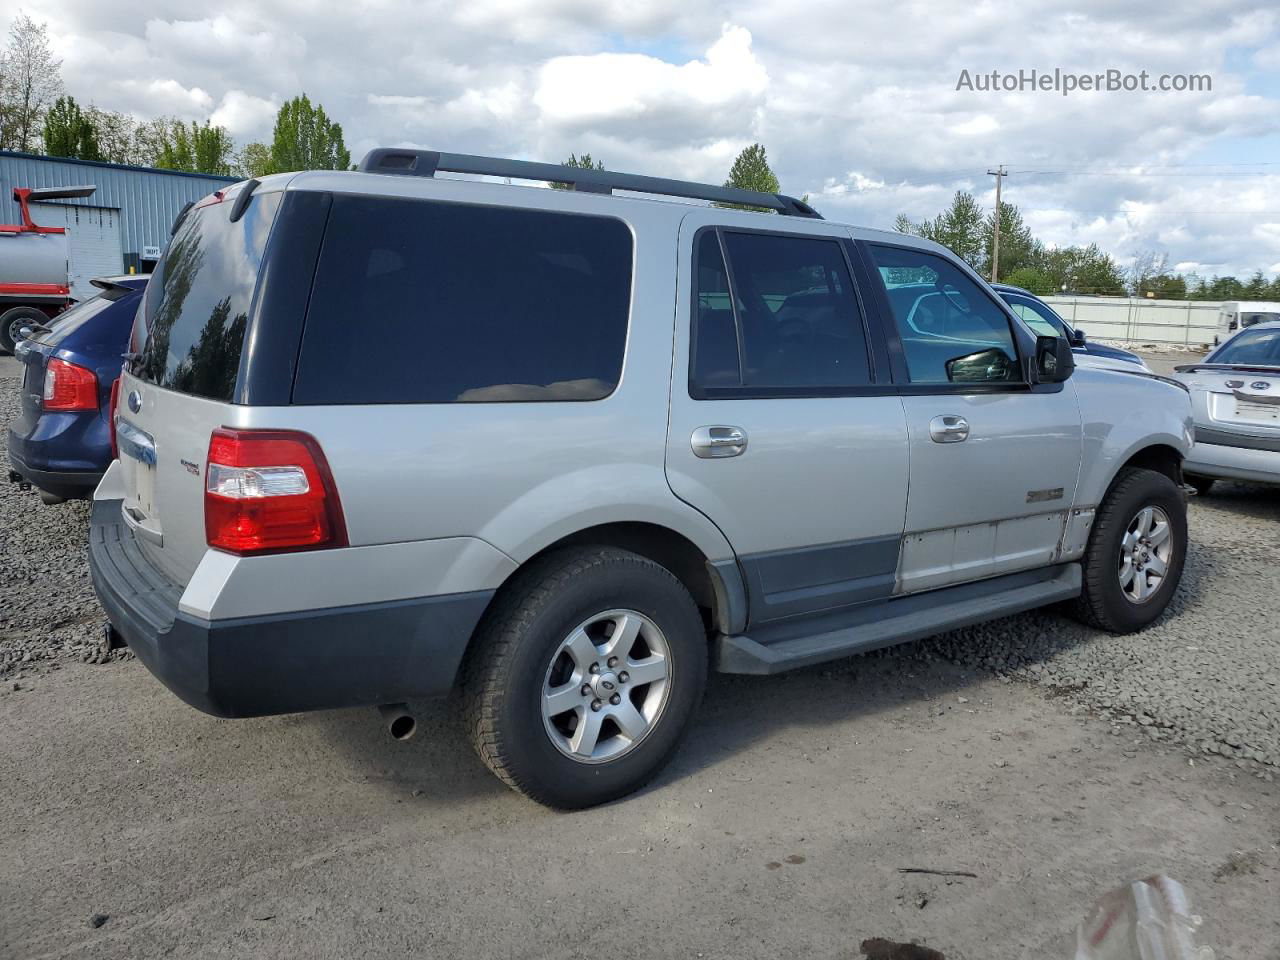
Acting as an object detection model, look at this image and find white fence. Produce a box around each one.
[1042,296,1219,348]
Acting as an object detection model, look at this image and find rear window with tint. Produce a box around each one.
[292,195,633,404]
[132,192,282,401]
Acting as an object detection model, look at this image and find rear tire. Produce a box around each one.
[1186,474,1215,496]
[0,306,47,354]
[1072,467,1187,633]
[462,547,707,809]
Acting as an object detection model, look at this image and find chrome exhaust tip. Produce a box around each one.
[377,703,416,741]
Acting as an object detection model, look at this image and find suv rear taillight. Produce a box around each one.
[43,358,98,411]
[108,377,122,459]
[204,428,347,555]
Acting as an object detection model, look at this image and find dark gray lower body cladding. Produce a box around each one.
[715,563,1081,674]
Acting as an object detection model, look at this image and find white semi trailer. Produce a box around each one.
[0,185,96,353]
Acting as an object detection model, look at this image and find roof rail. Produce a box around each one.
[356,148,823,219]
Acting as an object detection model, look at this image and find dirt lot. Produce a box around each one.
[2,351,1279,960]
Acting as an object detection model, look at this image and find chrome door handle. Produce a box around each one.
[929,415,969,443]
[691,425,748,458]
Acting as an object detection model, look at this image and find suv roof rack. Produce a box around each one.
[356,148,823,219]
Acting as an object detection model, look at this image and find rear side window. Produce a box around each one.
[132,193,282,401]
[868,244,1020,385]
[292,196,633,404]
[691,229,871,395]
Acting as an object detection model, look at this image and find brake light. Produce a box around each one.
[204,428,347,554]
[43,358,98,411]
[108,377,122,459]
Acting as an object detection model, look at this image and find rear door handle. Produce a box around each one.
[691,425,748,458]
[929,415,969,443]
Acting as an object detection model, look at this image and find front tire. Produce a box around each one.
[462,547,707,809]
[1073,467,1187,633]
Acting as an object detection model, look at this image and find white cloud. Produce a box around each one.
[534,26,768,126]
[210,91,279,138]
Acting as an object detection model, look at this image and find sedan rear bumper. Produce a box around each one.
[88,498,494,718]
[6,440,102,499]
[1185,433,1280,486]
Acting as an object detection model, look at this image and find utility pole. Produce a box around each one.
[987,164,1007,282]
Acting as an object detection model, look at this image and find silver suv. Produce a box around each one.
[90,150,1194,808]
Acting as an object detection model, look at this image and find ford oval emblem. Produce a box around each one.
[1250,381,1272,391]
[127,390,142,413]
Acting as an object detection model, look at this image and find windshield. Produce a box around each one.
[1211,327,1280,366]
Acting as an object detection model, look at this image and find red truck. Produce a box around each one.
[0,185,97,353]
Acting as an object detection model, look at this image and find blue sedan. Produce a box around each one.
[993,283,1147,368]
[7,275,147,503]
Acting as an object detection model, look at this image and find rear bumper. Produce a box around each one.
[6,441,103,499]
[1185,433,1280,486]
[88,498,494,718]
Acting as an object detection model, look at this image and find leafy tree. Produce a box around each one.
[154,120,235,176]
[725,143,780,193]
[86,106,142,164]
[980,202,1038,279]
[42,95,100,160]
[548,152,604,190]
[1002,267,1058,296]
[1242,269,1268,299]
[896,191,986,269]
[718,143,782,211]
[0,13,63,151]
[237,141,273,178]
[266,94,349,174]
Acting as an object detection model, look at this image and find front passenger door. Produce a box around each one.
[861,242,1083,593]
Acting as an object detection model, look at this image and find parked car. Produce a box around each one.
[1213,300,1280,346]
[90,152,1193,809]
[7,275,147,503]
[992,283,1151,372]
[1173,321,1280,493]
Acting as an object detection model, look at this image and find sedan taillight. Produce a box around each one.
[43,358,98,412]
[204,428,347,555]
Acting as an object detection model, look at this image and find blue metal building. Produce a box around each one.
[0,151,237,288]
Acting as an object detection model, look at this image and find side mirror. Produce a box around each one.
[1070,327,1087,347]
[1035,335,1075,383]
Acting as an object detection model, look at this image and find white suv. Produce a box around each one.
[91,149,1194,808]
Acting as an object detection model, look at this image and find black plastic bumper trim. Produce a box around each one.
[88,498,494,718]
[1195,426,1280,453]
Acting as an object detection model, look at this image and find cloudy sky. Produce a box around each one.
[12,0,1280,278]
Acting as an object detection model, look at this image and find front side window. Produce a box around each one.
[868,245,1020,385]
[691,229,872,394]
[294,196,633,404]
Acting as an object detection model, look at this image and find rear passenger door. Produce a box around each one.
[665,213,910,626]
[859,241,1083,593]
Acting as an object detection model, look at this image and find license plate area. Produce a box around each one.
[117,419,159,518]
[1235,396,1280,423]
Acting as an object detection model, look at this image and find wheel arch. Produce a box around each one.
[1104,443,1185,499]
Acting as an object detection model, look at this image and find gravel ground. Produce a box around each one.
[0,367,123,677]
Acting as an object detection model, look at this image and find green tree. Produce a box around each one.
[1242,269,1268,299]
[548,152,604,190]
[719,143,781,211]
[982,202,1038,279]
[896,191,987,269]
[154,119,235,175]
[1002,266,1058,295]
[42,95,100,160]
[86,106,140,164]
[266,94,349,174]
[237,141,272,178]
